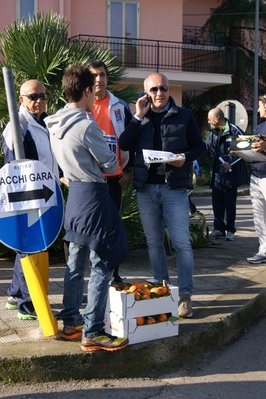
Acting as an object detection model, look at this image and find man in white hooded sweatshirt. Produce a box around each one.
[45,64,128,352]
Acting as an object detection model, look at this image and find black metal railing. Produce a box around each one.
[183,26,227,47]
[70,35,236,75]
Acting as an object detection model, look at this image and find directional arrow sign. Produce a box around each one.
[0,160,64,253]
[0,159,57,212]
[8,184,54,203]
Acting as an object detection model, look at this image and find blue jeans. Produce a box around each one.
[7,253,35,314]
[137,184,194,295]
[61,243,112,338]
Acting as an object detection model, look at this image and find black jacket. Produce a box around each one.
[206,120,249,189]
[119,97,206,191]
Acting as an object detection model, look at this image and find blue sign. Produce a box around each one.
[0,160,64,253]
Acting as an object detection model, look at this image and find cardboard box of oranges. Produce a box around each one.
[106,281,179,319]
[104,280,179,344]
[104,311,179,345]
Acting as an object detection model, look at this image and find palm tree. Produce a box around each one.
[0,11,142,259]
[0,10,138,125]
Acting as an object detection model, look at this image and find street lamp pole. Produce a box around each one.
[253,0,259,133]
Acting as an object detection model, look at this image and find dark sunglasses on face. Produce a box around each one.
[21,93,47,101]
[149,85,169,94]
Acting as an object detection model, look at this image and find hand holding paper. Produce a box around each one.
[142,149,183,164]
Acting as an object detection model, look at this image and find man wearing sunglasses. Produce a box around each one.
[2,79,60,320]
[119,73,206,318]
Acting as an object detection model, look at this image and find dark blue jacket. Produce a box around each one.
[206,120,249,189]
[251,120,266,178]
[64,181,128,271]
[119,97,206,190]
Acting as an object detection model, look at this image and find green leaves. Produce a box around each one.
[0,10,137,122]
[120,180,146,249]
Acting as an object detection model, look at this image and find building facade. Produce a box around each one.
[0,0,232,105]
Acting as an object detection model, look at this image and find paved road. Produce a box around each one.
[1,313,266,398]
[0,197,266,399]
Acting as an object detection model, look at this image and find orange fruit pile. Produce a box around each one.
[110,280,170,300]
[136,313,169,326]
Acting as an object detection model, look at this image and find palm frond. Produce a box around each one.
[0,10,137,119]
[120,181,146,249]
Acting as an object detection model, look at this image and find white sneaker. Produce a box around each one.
[247,253,266,264]
[225,232,234,241]
[209,230,225,240]
[178,294,193,318]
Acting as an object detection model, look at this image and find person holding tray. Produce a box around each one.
[246,95,266,263]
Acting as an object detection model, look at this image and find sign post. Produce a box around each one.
[0,160,64,336]
[2,66,25,160]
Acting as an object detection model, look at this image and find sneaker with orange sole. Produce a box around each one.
[81,330,128,352]
[61,325,83,340]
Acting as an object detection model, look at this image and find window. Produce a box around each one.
[108,1,139,66]
[17,0,37,21]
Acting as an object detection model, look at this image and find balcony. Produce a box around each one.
[70,34,236,75]
[183,25,226,47]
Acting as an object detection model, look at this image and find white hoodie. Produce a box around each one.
[45,107,117,183]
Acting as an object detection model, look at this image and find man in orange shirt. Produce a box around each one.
[86,60,132,282]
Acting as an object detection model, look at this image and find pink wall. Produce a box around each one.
[139,0,182,42]
[0,0,16,33]
[69,0,107,37]
[0,0,183,42]
[183,0,223,27]
[0,0,227,41]
[67,0,183,42]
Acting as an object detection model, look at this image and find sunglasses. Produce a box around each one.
[149,85,169,94]
[21,93,47,101]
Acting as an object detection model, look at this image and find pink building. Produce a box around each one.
[0,0,231,105]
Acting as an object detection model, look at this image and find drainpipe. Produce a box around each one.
[225,102,236,124]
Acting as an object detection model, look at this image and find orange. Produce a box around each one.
[128,285,138,293]
[141,288,151,296]
[160,286,169,296]
[150,287,162,296]
[142,294,151,300]
[131,282,142,289]
[147,317,156,324]
[134,292,141,301]
[136,317,144,326]
[158,313,168,322]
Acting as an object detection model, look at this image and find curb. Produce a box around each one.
[1,288,266,383]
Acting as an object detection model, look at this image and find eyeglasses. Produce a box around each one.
[149,85,169,94]
[21,93,47,101]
